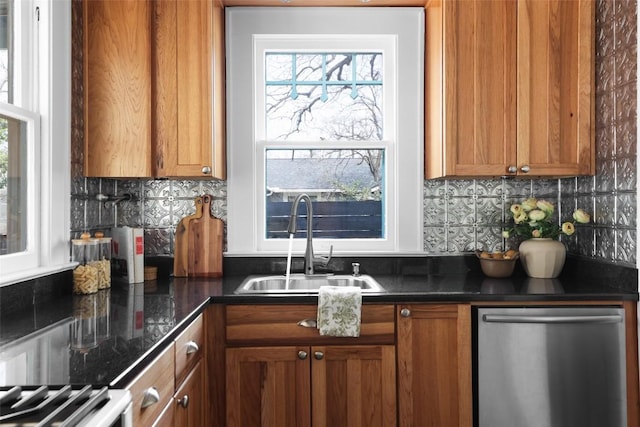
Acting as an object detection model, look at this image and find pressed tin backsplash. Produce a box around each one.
[70,0,637,267]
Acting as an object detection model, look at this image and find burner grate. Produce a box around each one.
[0,385,111,427]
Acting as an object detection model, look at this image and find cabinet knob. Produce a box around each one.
[520,165,530,173]
[202,166,211,175]
[400,308,411,318]
[177,395,189,408]
[507,165,517,174]
[141,387,160,408]
[314,351,324,360]
[298,350,308,360]
[185,340,199,355]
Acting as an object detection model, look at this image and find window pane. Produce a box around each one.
[265,53,383,141]
[265,149,384,239]
[0,114,27,255]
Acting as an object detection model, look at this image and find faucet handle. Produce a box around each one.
[315,245,333,267]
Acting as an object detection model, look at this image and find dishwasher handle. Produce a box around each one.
[482,314,623,324]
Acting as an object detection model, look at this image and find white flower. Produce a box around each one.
[510,204,523,215]
[573,208,590,224]
[513,211,528,224]
[536,200,554,215]
[521,198,537,211]
[562,222,575,235]
[528,209,546,222]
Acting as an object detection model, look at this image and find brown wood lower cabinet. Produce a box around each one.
[213,301,636,426]
[173,359,206,426]
[396,304,473,427]
[223,304,397,427]
[154,361,206,427]
[128,313,207,427]
[226,344,396,427]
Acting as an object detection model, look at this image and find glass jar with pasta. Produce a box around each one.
[94,231,112,289]
[71,233,99,294]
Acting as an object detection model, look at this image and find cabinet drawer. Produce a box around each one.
[175,314,204,385]
[127,343,175,427]
[226,304,395,345]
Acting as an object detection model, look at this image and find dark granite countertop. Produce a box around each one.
[0,255,636,389]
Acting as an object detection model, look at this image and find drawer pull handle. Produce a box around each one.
[185,341,199,355]
[177,395,189,408]
[141,387,160,408]
[297,319,317,328]
[400,308,411,318]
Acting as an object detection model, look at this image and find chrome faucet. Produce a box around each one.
[287,193,332,275]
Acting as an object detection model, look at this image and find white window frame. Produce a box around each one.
[256,36,396,252]
[0,0,71,286]
[226,7,424,256]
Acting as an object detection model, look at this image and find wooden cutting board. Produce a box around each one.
[186,194,224,277]
[188,194,224,277]
[174,196,204,277]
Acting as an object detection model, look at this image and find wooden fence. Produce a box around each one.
[266,200,383,239]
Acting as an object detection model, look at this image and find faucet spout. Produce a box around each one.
[287,193,332,275]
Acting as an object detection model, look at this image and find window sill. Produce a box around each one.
[0,263,77,287]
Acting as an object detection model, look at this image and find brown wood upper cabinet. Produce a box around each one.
[425,0,595,178]
[83,0,226,179]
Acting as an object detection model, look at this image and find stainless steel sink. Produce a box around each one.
[234,274,385,294]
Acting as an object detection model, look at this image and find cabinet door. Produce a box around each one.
[517,0,595,176]
[311,345,396,427]
[425,0,517,178]
[84,0,152,177]
[127,343,175,427]
[154,0,226,178]
[397,304,472,427]
[174,360,206,427]
[226,346,311,427]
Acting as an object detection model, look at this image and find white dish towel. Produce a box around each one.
[316,285,362,337]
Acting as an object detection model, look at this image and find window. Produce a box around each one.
[0,0,71,285]
[227,7,424,255]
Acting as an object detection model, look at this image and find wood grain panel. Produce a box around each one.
[426,0,516,178]
[126,343,175,427]
[176,0,212,172]
[153,0,177,176]
[84,0,152,177]
[517,0,594,176]
[226,346,312,427]
[174,313,204,385]
[312,345,396,427]
[174,360,206,427]
[397,304,472,427]
[154,0,215,177]
[226,304,395,345]
[205,304,226,427]
[211,0,227,179]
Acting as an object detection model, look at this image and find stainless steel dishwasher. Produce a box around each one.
[476,306,627,427]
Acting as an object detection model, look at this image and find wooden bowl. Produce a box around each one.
[476,251,519,278]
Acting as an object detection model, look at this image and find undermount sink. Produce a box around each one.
[234,274,385,294]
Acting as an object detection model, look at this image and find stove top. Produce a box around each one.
[0,385,131,427]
